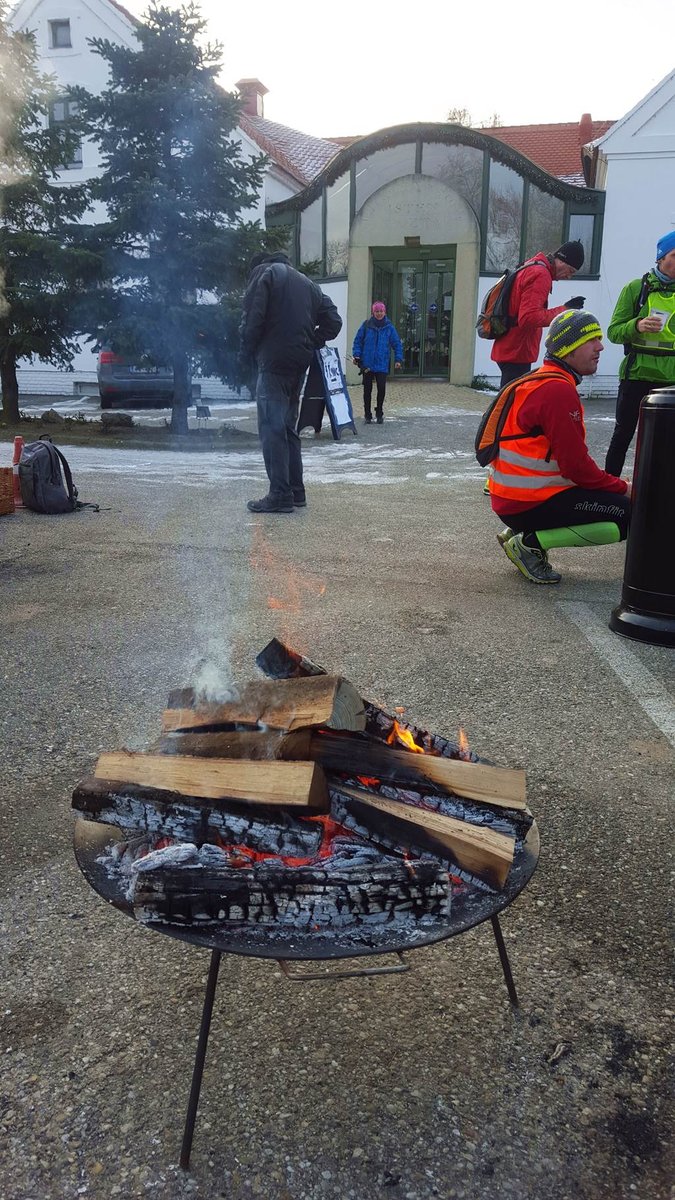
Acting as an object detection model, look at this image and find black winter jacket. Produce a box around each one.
[240,254,342,375]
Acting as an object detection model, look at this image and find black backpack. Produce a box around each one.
[19,438,98,514]
[476,260,548,340]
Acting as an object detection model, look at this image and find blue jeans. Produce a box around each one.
[255,370,305,502]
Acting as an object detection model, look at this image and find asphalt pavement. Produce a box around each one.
[0,381,672,1200]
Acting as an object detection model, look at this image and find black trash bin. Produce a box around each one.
[610,387,675,648]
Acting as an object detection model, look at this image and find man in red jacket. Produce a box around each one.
[491,240,586,388]
[489,309,631,584]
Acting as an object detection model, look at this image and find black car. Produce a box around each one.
[97,347,194,409]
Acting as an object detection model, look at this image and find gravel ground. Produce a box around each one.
[0,381,673,1200]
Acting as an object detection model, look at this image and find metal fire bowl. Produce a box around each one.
[74,818,539,962]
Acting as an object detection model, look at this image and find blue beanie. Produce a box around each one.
[656,231,675,261]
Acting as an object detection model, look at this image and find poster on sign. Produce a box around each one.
[316,347,356,440]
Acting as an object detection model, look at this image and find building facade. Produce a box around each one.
[6,0,675,398]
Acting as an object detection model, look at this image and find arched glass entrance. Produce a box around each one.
[372,245,456,377]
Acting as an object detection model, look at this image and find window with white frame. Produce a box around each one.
[49,19,72,48]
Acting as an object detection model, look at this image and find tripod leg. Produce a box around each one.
[490,915,519,1007]
[180,949,221,1169]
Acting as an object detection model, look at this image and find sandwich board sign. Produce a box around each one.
[298,348,356,441]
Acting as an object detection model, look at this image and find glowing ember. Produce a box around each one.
[386,719,426,754]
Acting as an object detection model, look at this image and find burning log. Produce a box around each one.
[254,638,327,679]
[73,642,532,930]
[94,752,329,811]
[333,784,515,890]
[255,640,479,764]
[161,675,365,734]
[72,778,324,856]
[287,730,526,811]
[128,840,452,929]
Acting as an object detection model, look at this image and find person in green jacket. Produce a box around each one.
[605,230,675,475]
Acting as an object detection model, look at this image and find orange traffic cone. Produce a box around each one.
[12,436,24,507]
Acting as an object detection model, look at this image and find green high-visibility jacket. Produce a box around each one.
[607,271,675,384]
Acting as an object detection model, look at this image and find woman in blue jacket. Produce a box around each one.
[351,301,403,423]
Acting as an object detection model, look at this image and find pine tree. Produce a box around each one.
[0,7,99,422]
[75,2,279,433]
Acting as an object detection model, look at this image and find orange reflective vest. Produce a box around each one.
[489,364,581,505]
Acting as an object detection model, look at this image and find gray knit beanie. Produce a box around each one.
[545,309,602,358]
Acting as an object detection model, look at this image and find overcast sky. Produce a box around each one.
[124,0,673,138]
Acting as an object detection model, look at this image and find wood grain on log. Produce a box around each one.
[336,784,515,889]
[94,752,329,811]
[161,676,365,734]
[290,731,526,810]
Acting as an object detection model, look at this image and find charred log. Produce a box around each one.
[72,778,324,856]
[255,638,327,679]
[128,840,451,929]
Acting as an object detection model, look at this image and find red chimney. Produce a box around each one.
[235,78,269,119]
[579,113,593,146]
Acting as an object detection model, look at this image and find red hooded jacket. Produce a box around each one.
[490,253,568,365]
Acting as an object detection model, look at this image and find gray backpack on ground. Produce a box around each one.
[19,438,97,514]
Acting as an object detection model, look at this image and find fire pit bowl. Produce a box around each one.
[74,816,539,961]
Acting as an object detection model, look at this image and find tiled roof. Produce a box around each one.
[239,115,341,185]
[481,120,615,178]
[321,119,615,182]
[108,0,141,26]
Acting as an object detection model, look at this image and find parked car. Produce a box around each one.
[96,346,196,409]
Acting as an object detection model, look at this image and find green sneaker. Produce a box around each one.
[501,533,562,585]
[496,526,514,548]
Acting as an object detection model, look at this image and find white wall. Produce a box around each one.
[9,0,139,180]
[319,279,348,365]
[473,276,607,388]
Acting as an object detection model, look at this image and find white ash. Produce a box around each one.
[128,843,452,929]
[87,790,322,857]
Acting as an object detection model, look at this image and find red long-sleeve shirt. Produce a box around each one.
[490,254,568,365]
[491,362,628,518]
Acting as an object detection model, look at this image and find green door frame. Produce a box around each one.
[371,245,457,378]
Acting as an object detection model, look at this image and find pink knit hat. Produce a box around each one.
[371,301,386,314]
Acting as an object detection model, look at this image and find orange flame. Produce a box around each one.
[458,727,471,760]
[249,526,326,642]
[386,719,426,754]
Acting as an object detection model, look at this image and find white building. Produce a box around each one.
[6,0,675,398]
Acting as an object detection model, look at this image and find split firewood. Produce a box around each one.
[161,676,365,734]
[153,728,312,761]
[335,784,515,889]
[94,752,329,811]
[284,730,526,810]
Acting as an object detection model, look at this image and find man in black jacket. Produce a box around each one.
[240,252,342,513]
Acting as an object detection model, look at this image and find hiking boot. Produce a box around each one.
[364,414,372,424]
[292,490,307,508]
[376,414,384,424]
[246,494,294,514]
[501,533,562,584]
[496,526,514,548]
